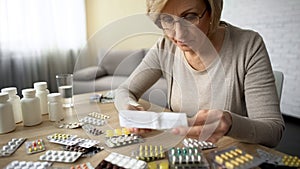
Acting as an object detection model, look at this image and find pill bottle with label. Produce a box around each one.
[0,93,16,134]
[34,82,49,115]
[1,87,22,123]
[48,93,64,122]
[21,89,42,126]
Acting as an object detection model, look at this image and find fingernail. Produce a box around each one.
[171,128,179,134]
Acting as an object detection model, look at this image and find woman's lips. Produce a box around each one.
[175,40,192,47]
[175,39,187,45]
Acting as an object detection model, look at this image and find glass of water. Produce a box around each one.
[56,74,73,108]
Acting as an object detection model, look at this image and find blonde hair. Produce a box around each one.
[146,0,168,14]
[146,0,223,35]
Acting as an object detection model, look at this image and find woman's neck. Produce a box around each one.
[184,25,226,71]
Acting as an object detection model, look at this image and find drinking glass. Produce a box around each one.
[56,74,73,108]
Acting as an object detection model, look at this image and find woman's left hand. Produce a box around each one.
[172,109,232,143]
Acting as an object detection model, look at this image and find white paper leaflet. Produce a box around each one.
[119,110,188,130]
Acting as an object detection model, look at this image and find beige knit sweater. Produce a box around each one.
[115,22,285,147]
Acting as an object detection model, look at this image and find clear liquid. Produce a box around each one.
[58,85,73,107]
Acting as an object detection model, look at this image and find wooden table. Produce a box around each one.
[0,92,285,168]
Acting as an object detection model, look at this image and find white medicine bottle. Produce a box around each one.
[0,93,16,134]
[47,93,64,122]
[21,89,42,126]
[1,87,22,123]
[34,82,49,115]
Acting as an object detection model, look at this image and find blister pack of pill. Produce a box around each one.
[63,144,88,153]
[79,116,106,126]
[211,146,264,169]
[88,112,110,120]
[70,162,95,169]
[105,134,144,148]
[95,152,147,169]
[168,147,209,169]
[25,139,46,154]
[47,133,79,146]
[182,138,217,150]
[39,150,82,163]
[82,124,104,136]
[0,138,26,157]
[148,161,169,169]
[105,128,131,137]
[75,138,100,148]
[4,160,52,169]
[257,149,300,168]
[63,145,104,157]
[55,122,84,129]
[132,145,165,162]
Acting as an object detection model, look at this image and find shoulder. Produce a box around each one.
[224,21,265,46]
[222,21,268,63]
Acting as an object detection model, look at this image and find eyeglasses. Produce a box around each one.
[157,8,207,31]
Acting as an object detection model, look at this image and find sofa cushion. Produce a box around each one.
[100,49,145,76]
[73,66,107,81]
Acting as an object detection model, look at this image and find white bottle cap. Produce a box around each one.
[0,93,9,102]
[22,89,36,98]
[1,87,17,96]
[34,82,47,90]
[47,93,62,102]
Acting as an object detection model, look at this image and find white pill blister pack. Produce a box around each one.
[79,116,106,126]
[105,134,144,148]
[82,124,104,136]
[182,138,217,150]
[39,150,82,163]
[88,112,110,120]
[96,152,147,169]
[0,138,26,157]
[47,133,79,146]
[4,160,52,169]
[75,138,100,148]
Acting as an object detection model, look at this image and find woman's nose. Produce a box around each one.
[173,21,187,39]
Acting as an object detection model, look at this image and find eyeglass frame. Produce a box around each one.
[155,7,208,31]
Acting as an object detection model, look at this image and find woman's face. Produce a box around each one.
[160,0,210,52]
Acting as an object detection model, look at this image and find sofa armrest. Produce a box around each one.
[73,66,107,81]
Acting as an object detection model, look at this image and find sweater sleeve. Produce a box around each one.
[114,38,165,111]
[226,32,285,147]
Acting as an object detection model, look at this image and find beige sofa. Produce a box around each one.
[73,49,168,107]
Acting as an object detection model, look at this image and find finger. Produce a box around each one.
[139,129,152,133]
[171,126,189,136]
[206,132,224,143]
[136,106,145,111]
[186,121,221,138]
[127,128,135,132]
[126,104,145,111]
[132,128,152,134]
[188,110,207,126]
[190,110,223,126]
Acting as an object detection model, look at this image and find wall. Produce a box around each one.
[85,0,161,50]
[222,0,300,118]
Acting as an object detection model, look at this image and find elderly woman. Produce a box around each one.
[115,0,284,147]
